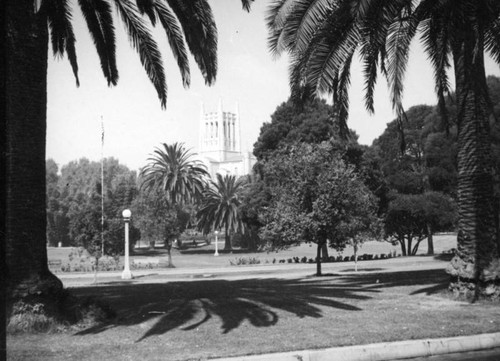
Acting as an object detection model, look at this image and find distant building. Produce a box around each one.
[198,100,256,178]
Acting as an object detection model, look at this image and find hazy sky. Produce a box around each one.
[46,0,500,172]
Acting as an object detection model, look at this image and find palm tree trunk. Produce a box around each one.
[447,26,499,298]
[5,0,63,299]
[224,225,232,251]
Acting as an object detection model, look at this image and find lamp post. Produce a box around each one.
[121,209,133,279]
[214,230,219,256]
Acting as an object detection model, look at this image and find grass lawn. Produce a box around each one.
[47,234,458,271]
[7,263,500,361]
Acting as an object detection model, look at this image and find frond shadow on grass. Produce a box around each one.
[340,269,449,295]
[72,268,447,342]
[72,277,376,341]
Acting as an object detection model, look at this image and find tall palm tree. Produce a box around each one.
[140,143,209,205]
[140,142,209,266]
[197,174,246,251]
[5,0,253,300]
[267,0,500,298]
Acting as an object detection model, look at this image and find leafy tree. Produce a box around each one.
[267,0,500,297]
[372,105,435,194]
[49,157,139,253]
[197,174,246,251]
[385,192,456,256]
[5,0,248,301]
[238,176,272,251]
[132,188,182,267]
[253,98,333,160]
[46,159,67,247]
[261,142,378,276]
[67,184,139,281]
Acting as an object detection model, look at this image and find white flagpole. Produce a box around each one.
[101,116,105,256]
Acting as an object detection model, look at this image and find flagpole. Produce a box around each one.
[101,116,105,256]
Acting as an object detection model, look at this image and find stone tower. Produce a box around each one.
[199,99,241,162]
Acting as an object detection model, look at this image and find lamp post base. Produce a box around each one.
[121,269,133,280]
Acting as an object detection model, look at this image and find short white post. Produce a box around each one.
[121,209,133,279]
[214,230,219,256]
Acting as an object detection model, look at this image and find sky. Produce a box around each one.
[46,0,500,172]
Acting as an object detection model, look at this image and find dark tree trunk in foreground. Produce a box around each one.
[447,25,499,298]
[6,0,63,299]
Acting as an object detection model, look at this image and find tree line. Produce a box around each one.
[45,75,500,277]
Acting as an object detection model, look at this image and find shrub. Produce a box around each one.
[229,257,261,266]
[301,256,308,263]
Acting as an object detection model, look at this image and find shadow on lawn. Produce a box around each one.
[340,268,449,295]
[72,277,376,341]
[72,268,447,342]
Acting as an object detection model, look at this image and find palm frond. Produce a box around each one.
[333,52,352,139]
[288,1,359,101]
[359,0,410,113]
[113,0,167,108]
[46,0,80,86]
[154,0,190,87]
[240,0,254,12]
[266,0,296,57]
[166,0,218,85]
[136,0,157,25]
[78,0,118,85]
[420,13,452,133]
[385,11,416,118]
[284,0,334,55]
[485,15,500,64]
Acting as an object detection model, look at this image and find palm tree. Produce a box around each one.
[5,0,253,300]
[140,143,209,205]
[139,143,208,266]
[267,0,500,298]
[197,174,246,251]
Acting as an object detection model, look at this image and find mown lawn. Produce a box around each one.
[47,234,458,271]
[7,265,500,361]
